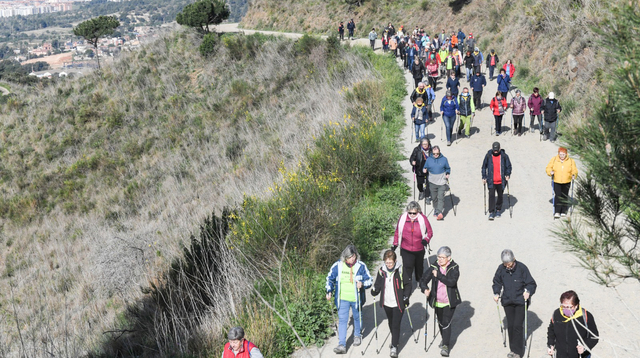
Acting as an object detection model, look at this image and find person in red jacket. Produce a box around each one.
[527,87,543,133]
[490,91,508,135]
[223,327,264,358]
[392,201,433,291]
[503,59,516,79]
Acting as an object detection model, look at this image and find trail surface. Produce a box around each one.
[217,23,640,358]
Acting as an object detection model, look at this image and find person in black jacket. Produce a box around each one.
[420,246,460,357]
[481,142,512,220]
[347,19,356,39]
[338,21,344,41]
[547,290,599,358]
[371,250,412,358]
[410,137,432,201]
[492,249,537,358]
[542,92,562,142]
[411,57,426,88]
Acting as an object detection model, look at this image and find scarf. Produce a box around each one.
[396,212,429,248]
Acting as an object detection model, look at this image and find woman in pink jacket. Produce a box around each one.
[392,201,434,290]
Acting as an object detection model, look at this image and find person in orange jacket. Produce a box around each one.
[546,147,578,218]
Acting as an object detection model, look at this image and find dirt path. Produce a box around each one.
[215,23,640,358]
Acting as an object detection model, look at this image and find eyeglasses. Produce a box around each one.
[437,256,448,260]
[408,212,418,216]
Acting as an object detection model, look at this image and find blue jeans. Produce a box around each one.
[338,299,361,346]
[489,65,496,79]
[408,56,414,71]
[415,122,426,140]
[466,67,472,81]
[443,115,456,142]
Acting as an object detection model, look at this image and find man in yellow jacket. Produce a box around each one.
[546,147,578,218]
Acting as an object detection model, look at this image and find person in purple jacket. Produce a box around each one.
[510,89,527,136]
[392,201,433,290]
[527,87,543,133]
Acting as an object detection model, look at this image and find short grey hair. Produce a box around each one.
[420,137,430,146]
[341,244,360,262]
[405,201,422,213]
[418,82,424,86]
[228,326,245,340]
[437,246,452,257]
[501,249,515,263]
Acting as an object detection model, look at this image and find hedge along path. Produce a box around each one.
[214,23,640,358]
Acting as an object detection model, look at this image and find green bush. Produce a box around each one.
[199,32,219,57]
[294,34,323,55]
[420,0,429,11]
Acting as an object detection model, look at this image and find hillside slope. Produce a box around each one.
[242,0,612,124]
[0,30,379,356]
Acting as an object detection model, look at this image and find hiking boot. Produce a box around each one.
[554,212,561,219]
[496,132,500,136]
[419,191,425,201]
[353,336,362,346]
[333,345,347,354]
[390,346,398,358]
[440,345,450,357]
[495,211,502,218]
[437,213,444,220]
[489,212,495,220]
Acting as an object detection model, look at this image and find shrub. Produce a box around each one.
[199,32,219,57]
[294,34,323,55]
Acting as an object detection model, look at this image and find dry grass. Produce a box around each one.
[0,30,377,356]
[242,0,616,125]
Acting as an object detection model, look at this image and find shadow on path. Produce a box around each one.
[450,301,475,348]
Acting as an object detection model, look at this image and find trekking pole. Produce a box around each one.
[425,309,440,352]
[362,295,378,355]
[524,301,529,358]
[447,179,456,216]
[440,117,443,141]
[496,300,506,347]
[506,181,512,218]
[483,181,488,215]
[406,305,419,343]
[551,175,556,217]
[570,178,575,216]
[329,299,338,333]
[511,111,514,136]
[358,295,364,335]
[413,172,416,201]
[424,295,429,351]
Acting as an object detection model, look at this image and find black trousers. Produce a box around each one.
[435,306,456,347]
[553,182,571,214]
[513,114,524,133]
[494,114,503,134]
[473,90,482,109]
[501,91,508,98]
[414,77,422,88]
[339,31,344,40]
[429,76,437,91]
[529,114,542,130]
[503,304,526,356]
[348,30,354,38]
[416,174,427,193]
[383,305,404,348]
[401,248,425,289]
[488,183,504,213]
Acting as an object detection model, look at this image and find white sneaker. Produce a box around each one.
[561,213,567,217]
[554,213,560,218]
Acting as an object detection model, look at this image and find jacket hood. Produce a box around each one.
[382,262,401,274]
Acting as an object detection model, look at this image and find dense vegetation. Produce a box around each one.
[558,4,640,286]
[0,29,406,357]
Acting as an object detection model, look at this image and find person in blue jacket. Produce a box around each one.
[446,71,460,97]
[440,91,460,146]
[422,145,451,220]
[326,244,373,354]
[411,97,429,142]
[456,28,465,49]
[470,69,486,110]
[496,68,511,98]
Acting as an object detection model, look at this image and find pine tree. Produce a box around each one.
[176,0,230,34]
[557,4,640,286]
[73,16,120,71]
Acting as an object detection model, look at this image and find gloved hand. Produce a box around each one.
[403,296,410,308]
[391,245,398,252]
[422,239,429,247]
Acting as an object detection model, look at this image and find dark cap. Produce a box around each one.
[492,142,500,151]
